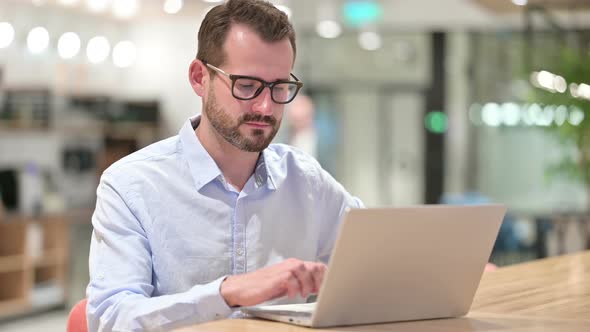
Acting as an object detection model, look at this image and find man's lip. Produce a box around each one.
[244,121,271,127]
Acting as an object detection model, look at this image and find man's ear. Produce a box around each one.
[189,59,208,97]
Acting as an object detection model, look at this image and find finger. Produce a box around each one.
[282,271,301,299]
[308,263,326,294]
[291,262,314,298]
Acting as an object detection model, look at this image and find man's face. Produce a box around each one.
[203,24,294,152]
[204,85,280,152]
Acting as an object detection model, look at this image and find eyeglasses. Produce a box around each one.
[202,61,303,104]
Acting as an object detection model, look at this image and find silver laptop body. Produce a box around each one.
[241,204,506,328]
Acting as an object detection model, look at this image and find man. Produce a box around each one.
[86,0,362,330]
[286,94,318,158]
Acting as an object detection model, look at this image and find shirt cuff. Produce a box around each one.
[187,275,234,321]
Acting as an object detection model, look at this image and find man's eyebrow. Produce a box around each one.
[236,74,293,82]
[275,76,292,82]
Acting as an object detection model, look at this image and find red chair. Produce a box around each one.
[67,299,88,332]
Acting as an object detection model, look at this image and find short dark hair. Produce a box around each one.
[196,0,296,68]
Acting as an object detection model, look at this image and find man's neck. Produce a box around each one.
[195,120,260,192]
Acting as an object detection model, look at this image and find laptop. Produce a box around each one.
[241,204,506,328]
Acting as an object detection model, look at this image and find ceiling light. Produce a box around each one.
[530,70,568,93]
[316,20,342,39]
[358,31,381,51]
[554,105,568,126]
[58,32,81,59]
[500,103,521,126]
[112,0,139,19]
[481,103,501,127]
[568,107,584,126]
[553,75,567,93]
[164,0,183,14]
[113,40,137,68]
[87,0,110,13]
[58,0,80,6]
[578,83,590,100]
[511,0,528,6]
[27,27,50,54]
[536,71,555,91]
[0,22,15,49]
[538,105,554,126]
[570,83,579,98]
[87,36,111,64]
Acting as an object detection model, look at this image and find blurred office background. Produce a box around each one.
[1,0,590,329]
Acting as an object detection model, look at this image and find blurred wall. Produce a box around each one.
[125,17,203,134]
[3,0,588,213]
[297,32,431,206]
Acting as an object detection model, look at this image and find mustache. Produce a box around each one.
[240,114,277,126]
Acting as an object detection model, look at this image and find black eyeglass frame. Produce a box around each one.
[201,60,304,104]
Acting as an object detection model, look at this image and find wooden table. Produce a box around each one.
[177,251,590,331]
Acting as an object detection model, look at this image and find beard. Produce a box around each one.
[204,87,280,152]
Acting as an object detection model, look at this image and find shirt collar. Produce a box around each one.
[256,149,277,191]
[179,115,277,191]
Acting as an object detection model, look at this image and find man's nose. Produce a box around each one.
[252,87,274,115]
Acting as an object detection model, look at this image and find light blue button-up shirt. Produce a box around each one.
[86,116,363,331]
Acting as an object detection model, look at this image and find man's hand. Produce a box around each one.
[220,258,327,307]
[484,262,498,272]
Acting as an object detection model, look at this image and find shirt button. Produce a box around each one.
[236,248,244,256]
